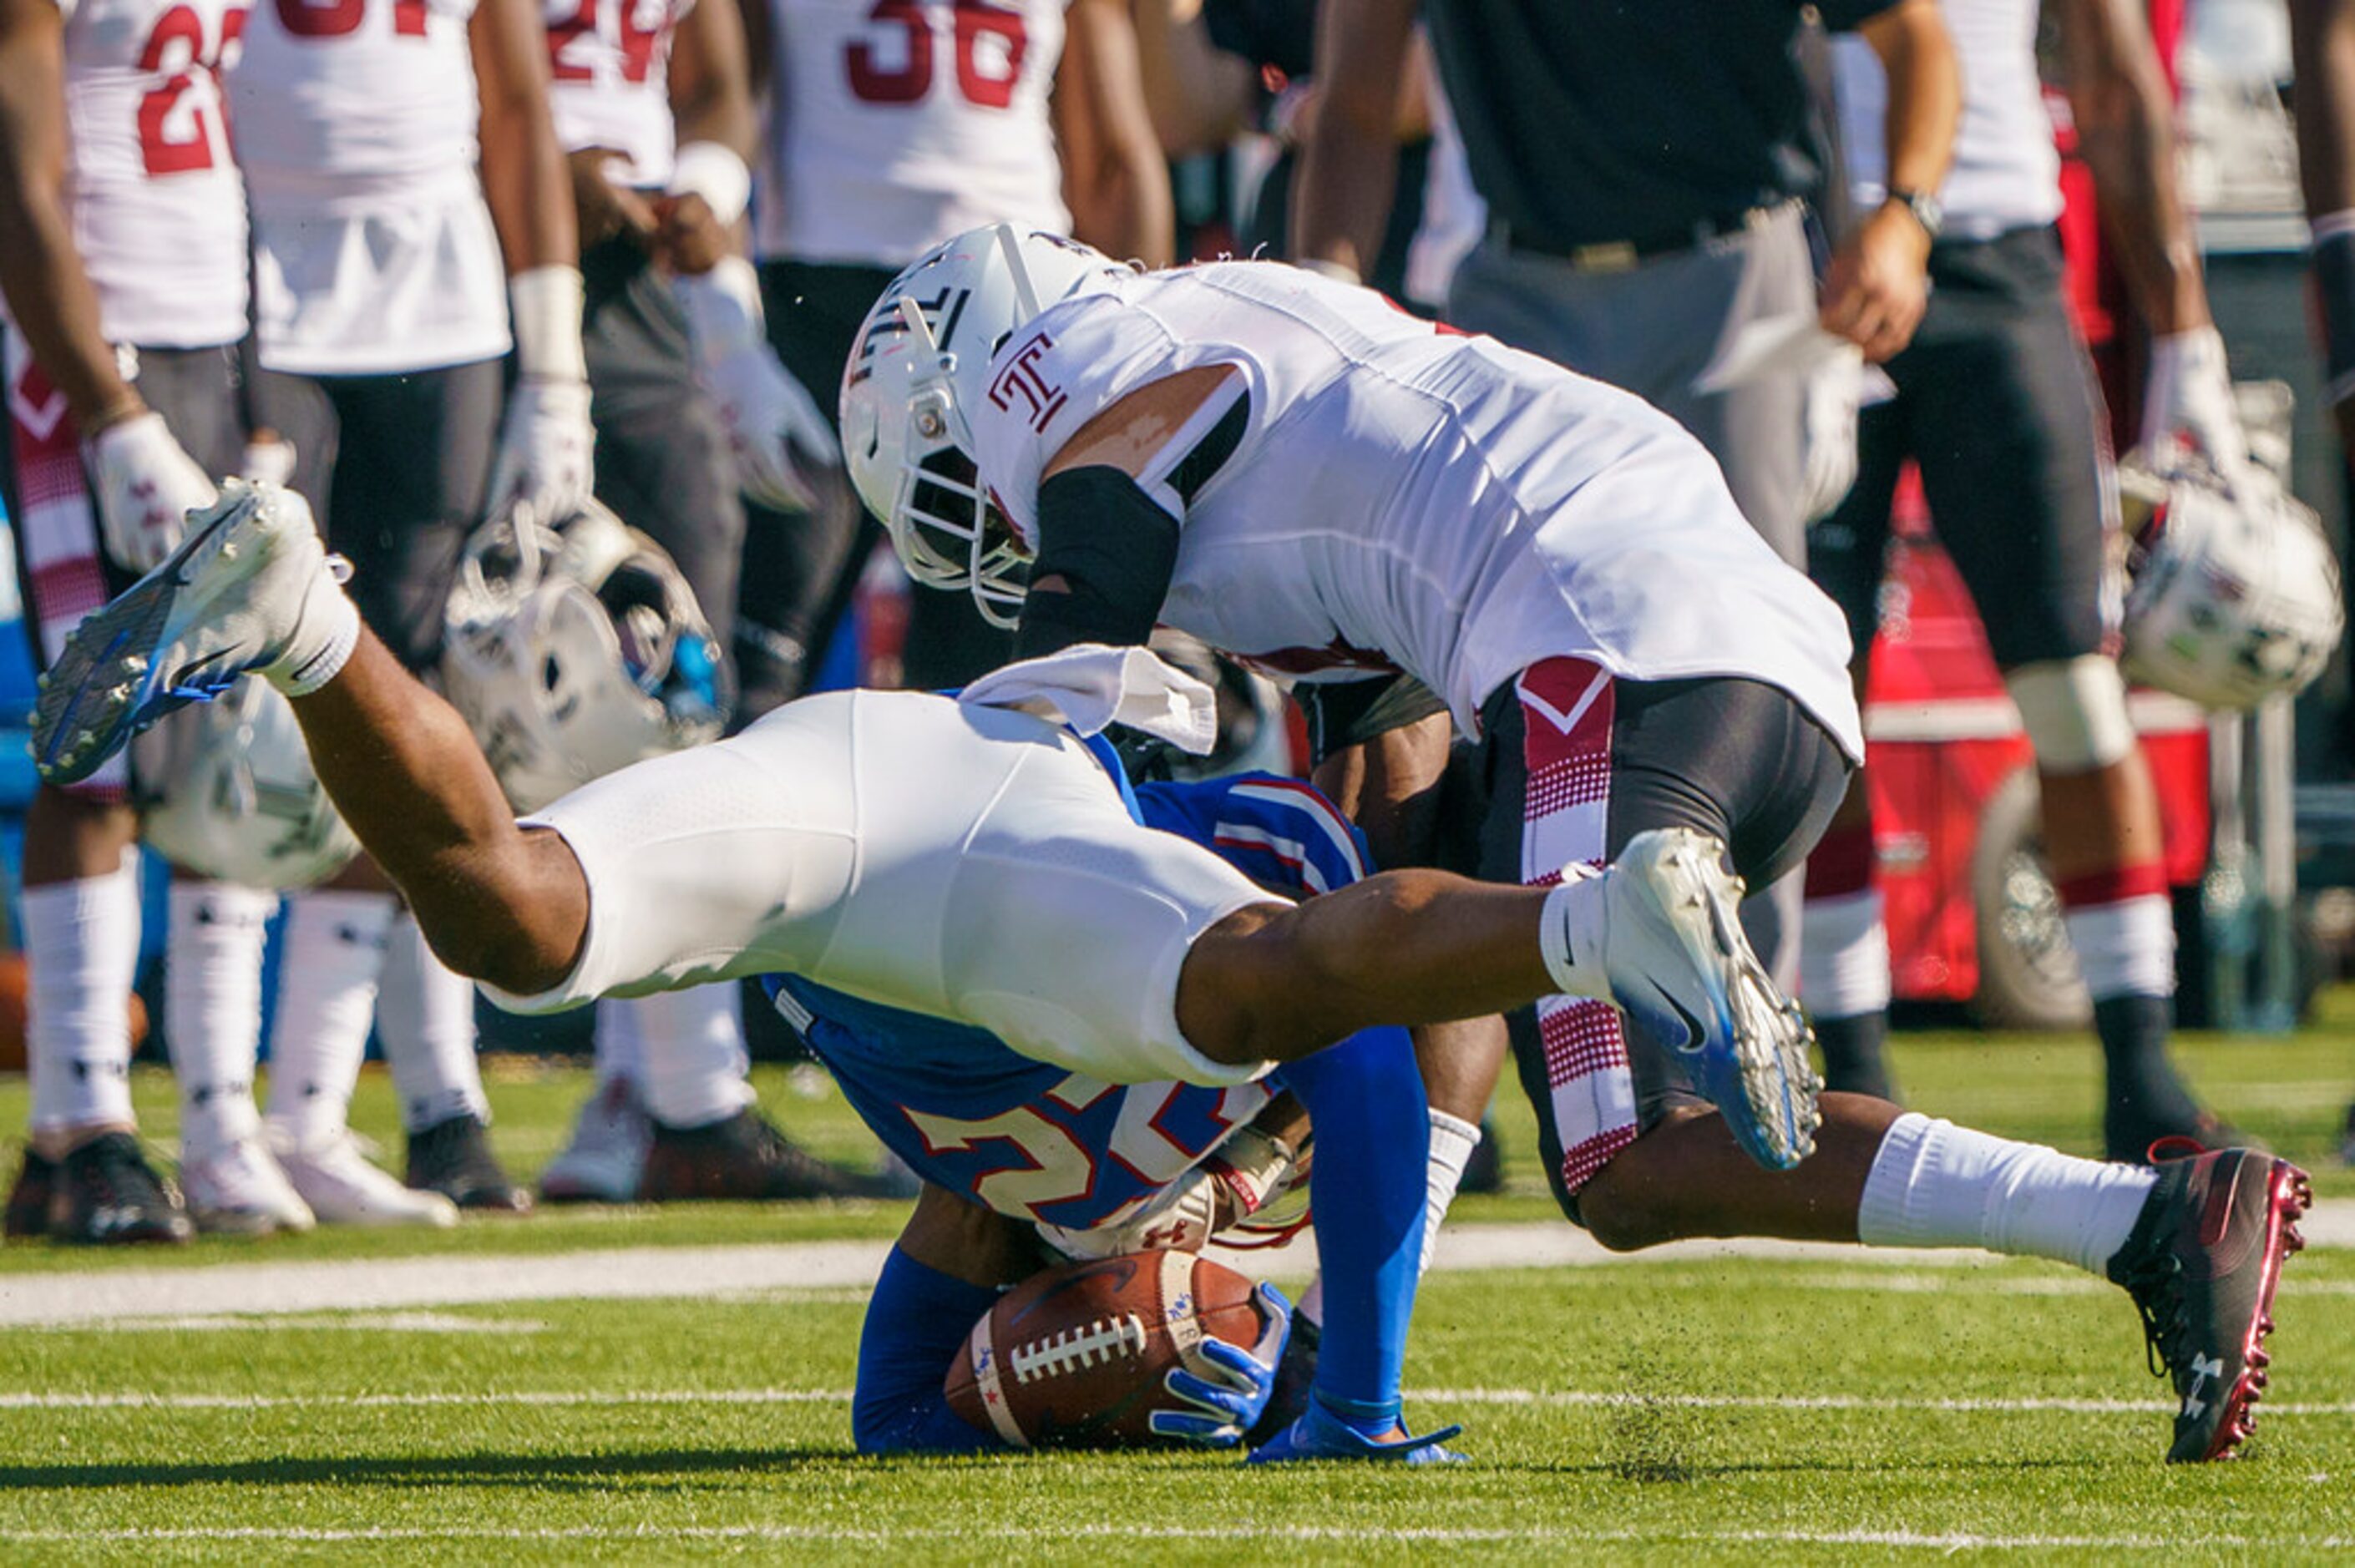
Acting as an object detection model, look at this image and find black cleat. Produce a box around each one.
[1245,1309,1320,1448]
[405,1114,533,1213]
[2104,1105,2263,1166]
[2338,1100,2355,1168]
[51,1133,194,1246]
[639,1109,908,1202]
[5,1148,57,1240]
[2107,1143,2311,1462]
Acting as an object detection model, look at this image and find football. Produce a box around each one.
[944,1250,1265,1449]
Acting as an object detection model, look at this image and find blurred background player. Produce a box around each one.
[528,0,890,1202]
[225,0,590,1216]
[728,0,1170,709]
[0,0,324,1241]
[1276,0,1957,1231]
[1802,0,2257,1157]
[2287,0,2355,1164]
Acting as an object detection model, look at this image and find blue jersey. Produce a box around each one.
[766,766,1370,1232]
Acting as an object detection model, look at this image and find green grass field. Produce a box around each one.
[2,1008,2352,1561]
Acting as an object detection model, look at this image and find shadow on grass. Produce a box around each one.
[0,1445,869,1492]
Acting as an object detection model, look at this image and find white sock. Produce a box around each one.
[1537,865,1610,996]
[24,856,143,1135]
[594,996,646,1088]
[265,890,395,1147]
[1799,888,1891,1019]
[634,985,756,1129]
[2062,895,2175,1001]
[165,883,276,1156]
[1857,1112,2156,1275]
[1419,1108,1481,1274]
[377,913,490,1133]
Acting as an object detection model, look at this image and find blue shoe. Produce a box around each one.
[33,480,351,787]
[1596,828,1822,1171]
[1247,1399,1465,1464]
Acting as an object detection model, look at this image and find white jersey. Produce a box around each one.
[51,0,249,347]
[967,262,1865,758]
[230,0,510,374]
[545,0,691,187]
[755,0,1070,266]
[1834,0,2062,240]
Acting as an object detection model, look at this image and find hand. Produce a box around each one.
[675,259,844,515]
[652,192,732,277]
[1147,1282,1292,1447]
[2142,326,2254,489]
[1819,203,1932,363]
[568,147,659,251]
[85,409,215,570]
[485,376,595,518]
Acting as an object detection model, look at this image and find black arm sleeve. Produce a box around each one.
[1012,465,1185,660]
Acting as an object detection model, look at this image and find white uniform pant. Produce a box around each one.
[484,689,1277,1087]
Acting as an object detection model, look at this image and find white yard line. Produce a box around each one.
[5,1384,2352,1417]
[0,1525,2344,1550]
[0,1201,2347,1328]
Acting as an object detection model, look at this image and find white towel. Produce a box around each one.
[956,643,1219,754]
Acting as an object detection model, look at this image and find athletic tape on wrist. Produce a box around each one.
[508,266,588,383]
[668,141,752,230]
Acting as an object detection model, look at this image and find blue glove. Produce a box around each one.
[1147,1282,1292,1447]
[1247,1396,1466,1464]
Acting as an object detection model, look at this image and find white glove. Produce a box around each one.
[2142,326,2253,491]
[1799,345,1865,524]
[84,410,215,571]
[241,435,297,488]
[485,375,595,518]
[676,257,843,515]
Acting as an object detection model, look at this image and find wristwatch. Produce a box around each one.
[1887,185,1945,240]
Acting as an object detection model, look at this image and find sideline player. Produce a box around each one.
[224,0,588,1214]
[2287,0,2355,1165]
[37,478,2318,1462]
[837,230,2306,1459]
[0,0,318,1240]
[1803,0,2254,1154]
[534,0,887,1204]
[730,0,1171,707]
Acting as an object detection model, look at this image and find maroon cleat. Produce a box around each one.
[2105,1142,2311,1462]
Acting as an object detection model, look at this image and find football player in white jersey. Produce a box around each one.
[1806,0,2256,1158]
[728,0,1169,711]
[0,0,333,1241]
[222,0,591,1216]
[534,0,903,1206]
[812,229,2302,1461]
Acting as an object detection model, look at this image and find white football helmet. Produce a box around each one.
[136,677,359,890]
[441,498,728,813]
[2118,448,2344,711]
[839,224,1129,627]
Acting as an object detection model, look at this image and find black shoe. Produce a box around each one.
[51,1132,194,1246]
[2339,1101,2355,1168]
[404,1115,533,1213]
[639,1109,906,1201]
[5,1149,57,1240]
[1458,1118,1503,1196]
[2107,1143,2311,1462]
[1245,1310,1320,1449]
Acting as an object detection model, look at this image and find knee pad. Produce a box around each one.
[2005,656,2135,773]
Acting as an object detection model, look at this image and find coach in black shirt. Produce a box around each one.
[1297,0,1956,567]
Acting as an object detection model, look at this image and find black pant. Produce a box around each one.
[1465,669,1850,1221]
[1808,225,2112,674]
[583,235,745,662]
[737,259,1015,722]
[250,358,504,672]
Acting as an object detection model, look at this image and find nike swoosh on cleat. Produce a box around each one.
[1649,985,1704,1052]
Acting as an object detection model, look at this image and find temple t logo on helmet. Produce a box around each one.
[840,224,1127,628]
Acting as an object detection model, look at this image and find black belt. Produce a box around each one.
[1486,201,1796,273]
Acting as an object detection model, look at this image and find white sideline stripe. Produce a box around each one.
[78,1312,549,1335]
[0,1525,2344,1550]
[6,1385,2352,1418]
[0,1202,2347,1328]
